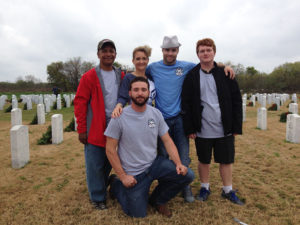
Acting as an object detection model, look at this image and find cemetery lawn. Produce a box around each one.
[0,101,299,225]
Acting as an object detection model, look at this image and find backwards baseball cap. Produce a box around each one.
[161,35,181,48]
[97,39,116,51]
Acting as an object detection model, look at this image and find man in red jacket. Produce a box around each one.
[74,39,122,210]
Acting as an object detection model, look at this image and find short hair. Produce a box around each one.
[132,45,152,59]
[196,38,216,54]
[129,76,150,91]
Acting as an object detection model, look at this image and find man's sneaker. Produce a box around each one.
[221,190,244,205]
[91,201,108,210]
[196,187,211,201]
[108,174,117,200]
[182,185,195,203]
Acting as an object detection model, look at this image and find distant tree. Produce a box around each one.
[47,58,95,92]
[113,61,122,68]
[246,66,258,76]
[63,57,82,92]
[47,62,69,91]
[269,62,300,92]
[63,57,95,91]
[24,75,42,83]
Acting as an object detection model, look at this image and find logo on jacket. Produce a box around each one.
[148,119,156,128]
[175,67,184,76]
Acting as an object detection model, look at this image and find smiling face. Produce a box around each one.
[97,45,116,68]
[132,51,149,72]
[162,47,179,65]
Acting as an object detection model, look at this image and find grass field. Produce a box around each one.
[0,101,299,225]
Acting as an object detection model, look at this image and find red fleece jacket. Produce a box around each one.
[74,68,106,147]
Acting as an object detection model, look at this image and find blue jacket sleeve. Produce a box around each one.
[145,65,153,81]
[117,75,131,106]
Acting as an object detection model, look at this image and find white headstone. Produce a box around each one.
[261,96,266,108]
[10,125,30,169]
[74,115,77,131]
[11,108,22,127]
[32,95,39,104]
[26,97,32,110]
[280,95,285,106]
[275,97,280,111]
[243,104,246,122]
[251,95,256,106]
[0,95,7,110]
[57,95,61,110]
[257,107,267,130]
[65,95,71,108]
[292,93,297,103]
[289,103,298,114]
[286,114,300,143]
[37,104,45,124]
[71,94,75,102]
[267,94,272,105]
[51,94,57,107]
[51,114,63,144]
[38,95,43,104]
[45,98,51,113]
[242,97,247,105]
[12,98,18,109]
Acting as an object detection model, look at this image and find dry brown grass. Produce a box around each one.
[0,103,299,225]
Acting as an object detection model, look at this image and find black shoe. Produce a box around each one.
[221,190,244,205]
[91,201,107,210]
[108,174,117,200]
[196,187,211,201]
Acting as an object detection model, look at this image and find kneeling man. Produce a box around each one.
[105,77,194,218]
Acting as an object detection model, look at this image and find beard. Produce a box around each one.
[130,95,149,106]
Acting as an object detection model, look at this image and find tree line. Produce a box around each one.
[227,61,300,93]
[1,58,299,93]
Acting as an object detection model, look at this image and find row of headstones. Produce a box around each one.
[242,93,297,110]
[11,104,77,128]
[242,93,298,121]
[0,94,75,111]
[255,102,299,143]
[10,111,78,169]
[12,104,47,126]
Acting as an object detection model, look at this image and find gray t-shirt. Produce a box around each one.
[196,69,224,138]
[104,105,169,176]
[101,69,118,123]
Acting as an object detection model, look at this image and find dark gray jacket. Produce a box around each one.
[181,62,243,136]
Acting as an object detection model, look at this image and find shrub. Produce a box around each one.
[23,103,27,110]
[247,101,254,107]
[62,98,66,108]
[64,118,75,132]
[268,104,277,111]
[52,101,57,110]
[37,126,52,145]
[30,113,38,125]
[280,112,292,123]
[5,105,12,113]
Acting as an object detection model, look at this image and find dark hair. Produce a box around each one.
[129,77,149,91]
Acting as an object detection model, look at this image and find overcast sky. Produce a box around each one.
[0,0,300,82]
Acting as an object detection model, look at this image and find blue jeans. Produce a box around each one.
[111,156,194,217]
[84,144,112,202]
[158,114,191,167]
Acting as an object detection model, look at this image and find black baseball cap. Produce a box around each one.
[97,39,116,51]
